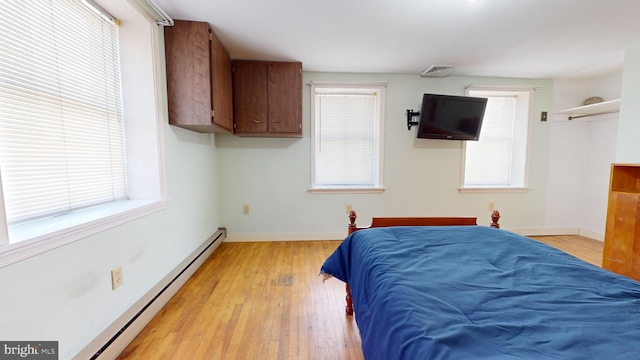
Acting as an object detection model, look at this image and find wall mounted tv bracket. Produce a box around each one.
[406,109,420,130]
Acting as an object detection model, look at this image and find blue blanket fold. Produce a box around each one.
[321,226,640,360]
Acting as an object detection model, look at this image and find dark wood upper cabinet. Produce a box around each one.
[233,60,302,137]
[232,61,268,134]
[164,20,233,133]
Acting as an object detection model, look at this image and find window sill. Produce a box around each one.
[309,187,385,194]
[0,199,169,268]
[458,187,529,193]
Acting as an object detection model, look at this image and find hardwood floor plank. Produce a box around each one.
[530,235,603,266]
[117,235,603,360]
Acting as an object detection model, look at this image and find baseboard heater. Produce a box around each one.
[75,228,226,360]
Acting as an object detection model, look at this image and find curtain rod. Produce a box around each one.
[568,110,619,121]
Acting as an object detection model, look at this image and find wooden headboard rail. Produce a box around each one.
[348,210,500,234]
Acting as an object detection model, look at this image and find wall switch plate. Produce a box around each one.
[242,204,250,215]
[541,111,548,122]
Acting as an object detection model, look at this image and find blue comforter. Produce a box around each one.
[320,226,640,359]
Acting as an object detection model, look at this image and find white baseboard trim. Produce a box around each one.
[578,228,604,241]
[73,229,226,360]
[507,227,603,241]
[226,228,603,242]
[510,227,580,236]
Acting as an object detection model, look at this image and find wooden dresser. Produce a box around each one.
[602,163,640,281]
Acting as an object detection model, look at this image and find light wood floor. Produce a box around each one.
[116,235,603,360]
[530,234,603,267]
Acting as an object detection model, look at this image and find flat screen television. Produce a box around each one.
[417,93,487,140]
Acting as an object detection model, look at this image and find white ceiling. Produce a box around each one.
[153,0,640,80]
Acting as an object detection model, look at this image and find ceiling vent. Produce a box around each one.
[420,64,455,77]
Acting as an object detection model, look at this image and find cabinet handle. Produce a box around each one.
[253,119,263,123]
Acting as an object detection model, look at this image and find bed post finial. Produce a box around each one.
[348,210,357,234]
[490,210,500,228]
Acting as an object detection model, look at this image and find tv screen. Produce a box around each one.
[417,93,487,140]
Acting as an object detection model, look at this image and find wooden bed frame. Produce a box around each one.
[343,209,501,315]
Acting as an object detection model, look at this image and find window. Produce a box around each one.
[0,0,167,266]
[0,1,126,225]
[461,87,533,191]
[310,82,385,192]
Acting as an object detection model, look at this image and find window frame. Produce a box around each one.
[459,86,534,193]
[309,81,386,194]
[0,1,168,267]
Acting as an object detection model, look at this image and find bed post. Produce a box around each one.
[346,211,357,315]
[345,284,354,315]
[348,210,357,234]
[491,210,500,228]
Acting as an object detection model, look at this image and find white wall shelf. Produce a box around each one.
[557,99,620,120]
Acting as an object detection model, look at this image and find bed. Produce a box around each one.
[320,210,640,359]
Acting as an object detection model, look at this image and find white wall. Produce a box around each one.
[546,75,621,240]
[617,45,640,162]
[217,73,554,239]
[0,6,223,359]
[0,127,222,360]
[545,45,640,238]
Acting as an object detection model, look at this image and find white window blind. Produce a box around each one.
[0,1,127,224]
[311,84,384,190]
[463,88,532,189]
[464,97,516,186]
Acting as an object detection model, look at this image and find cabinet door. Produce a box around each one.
[210,31,233,132]
[165,20,212,130]
[602,164,640,281]
[268,62,302,135]
[603,193,639,277]
[233,61,268,133]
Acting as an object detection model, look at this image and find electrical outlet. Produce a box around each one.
[488,202,495,211]
[242,204,250,215]
[111,266,123,290]
[346,204,353,214]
